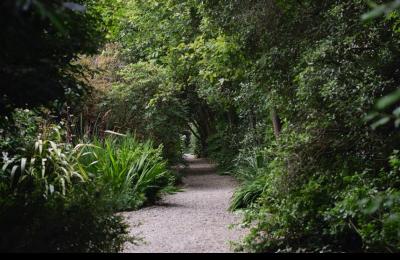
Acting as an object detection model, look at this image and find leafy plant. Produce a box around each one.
[1,124,88,197]
[79,133,178,210]
[0,123,133,252]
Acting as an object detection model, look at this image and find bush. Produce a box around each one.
[0,182,132,252]
[232,149,400,253]
[0,0,105,115]
[324,152,400,252]
[90,61,188,163]
[229,176,266,212]
[0,109,42,154]
[206,124,240,172]
[79,133,178,211]
[0,123,133,252]
[229,149,269,211]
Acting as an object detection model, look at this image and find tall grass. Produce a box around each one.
[229,176,267,211]
[229,150,269,211]
[80,133,178,211]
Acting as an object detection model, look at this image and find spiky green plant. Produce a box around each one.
[0,123,133,252]
[1,125,89,197]
[79,132,177,210]
[229,150,268,211]
[229,176,267,211]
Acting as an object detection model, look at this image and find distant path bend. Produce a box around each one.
[123,154,246,253]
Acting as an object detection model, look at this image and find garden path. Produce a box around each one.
[123,154,246,253]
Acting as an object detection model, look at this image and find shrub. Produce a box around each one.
[0,124,133,252]
[233,149,400,253]
[79,133,178,211]
[229,149,269,211]
[0,109,42,154]
[0,182,133,252]
[91,61,188,163]
[229,176,266,212]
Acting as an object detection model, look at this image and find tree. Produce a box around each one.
[0,0,105,115]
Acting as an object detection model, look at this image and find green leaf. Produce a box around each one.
[371,117,391,129]
[376,89,400,110]
[20,158,27,173]
[11,165,19,183]
[49,184,55,194]
[362,0,400,20]
[395,118,400,128]
[2,158,15,172]
[62,2,86,12]
[60,178,66,196]
[363,196,383,214]
[104,130,126,137]
[393,106,400,117]
[365,112,379,122]
[362,5,387,20]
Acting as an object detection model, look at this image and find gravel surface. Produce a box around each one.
[122,155,247,253]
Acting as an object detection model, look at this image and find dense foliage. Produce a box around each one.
[0,0,106,115]
[2,0,400,253]
[0,113,132,252]
[202,0,400,252]
[80,133,178,211]
[87,0,400,253]
[0,109,177,251]
[0,1,178,252]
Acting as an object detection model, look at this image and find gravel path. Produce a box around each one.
[122,154,246,253]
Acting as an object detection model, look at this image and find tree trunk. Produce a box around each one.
[271,108,281,140]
